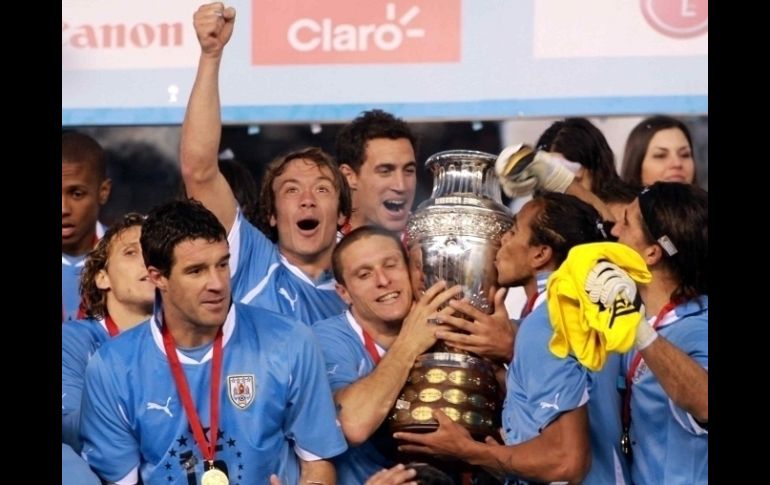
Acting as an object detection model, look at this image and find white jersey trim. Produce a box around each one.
[240,263,281,304]
[294,445,323,462]
[345,310,385,358]
[279,253,337,291]
[113,465,139,485]
[150,304,236,365]
[228,209,243,279]
[648,308,679,330]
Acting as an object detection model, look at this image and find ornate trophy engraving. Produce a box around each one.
[389,150,512,439]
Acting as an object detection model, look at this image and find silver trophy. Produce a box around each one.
[390,150,512,439]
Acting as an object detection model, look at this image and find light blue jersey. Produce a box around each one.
[502,272,628,485]
[230,211,346,325]
[312,312,391,485]
[80,303,347,485]
[623,296,708,485]
[62,318,112,452]
[62,222,105,321]
[62,254,86,321]
[62,443,100,485]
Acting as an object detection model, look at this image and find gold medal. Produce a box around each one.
[443,389,467,404]
[201,467,229,485]
[448,370,467,385]
[441,407,461,421]
[411,406,434,421]
[621,430,631,457]
[425,368,447,383]
[418,388,442,402]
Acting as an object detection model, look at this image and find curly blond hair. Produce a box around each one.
[79,213,145,319]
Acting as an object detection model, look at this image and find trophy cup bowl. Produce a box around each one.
[389,150,513,441]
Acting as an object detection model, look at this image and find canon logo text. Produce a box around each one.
[62,22,183,48]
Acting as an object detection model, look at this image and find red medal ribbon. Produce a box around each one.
[362,329,381,365]
[162,323,224,467]
[520,290,541,319]
[622,301,677,429]
[104,314,120,337]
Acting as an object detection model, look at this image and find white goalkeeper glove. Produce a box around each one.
[585,261,657,350]
[495,144,575,198]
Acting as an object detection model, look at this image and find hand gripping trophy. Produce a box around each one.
[389,150,513,441]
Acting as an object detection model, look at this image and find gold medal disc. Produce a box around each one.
[201,467,229,485]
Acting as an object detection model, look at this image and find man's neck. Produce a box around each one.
[523,265,554,299]
[62,231,96,257]
[280,247,333,282]
[639,268,679,318]
[106,299,150,331]
[163,311,220,349]
[351,310,400,349]
[348,209,366,232]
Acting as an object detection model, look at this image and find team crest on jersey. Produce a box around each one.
[228,374,256,409]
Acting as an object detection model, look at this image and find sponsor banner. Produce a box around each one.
[250,0,460,65]
[62,0,200,70]
[533,0,707,58]
[62,0,707,125]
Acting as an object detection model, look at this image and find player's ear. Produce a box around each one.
[147,266,166,291]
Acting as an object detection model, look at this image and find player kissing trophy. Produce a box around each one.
[389,150,513,441]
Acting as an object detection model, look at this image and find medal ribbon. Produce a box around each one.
[162,323,224,467]
[520,290,540,319]
[622,301,677,429]
[104,314,120,337]
[362,329,381,365]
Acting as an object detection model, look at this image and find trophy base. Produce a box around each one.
[389,350,502,447]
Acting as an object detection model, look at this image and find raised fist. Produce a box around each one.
[495,144,575,197]
[193,2,237,55]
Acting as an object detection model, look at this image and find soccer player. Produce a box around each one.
[80,199,347,484]
[335,110,418,235]
[180,3,351,325]
[597,182,708,483]
[62,132,112,321]
[312,226,461,484]
[62,213,154,453]
[396,193,630,484]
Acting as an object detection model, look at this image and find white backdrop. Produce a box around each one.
[63,0,708,125]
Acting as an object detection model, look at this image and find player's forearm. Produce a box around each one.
[299,458,336,485]
[181,54,223,186]
[564,182,614,222]
[179,54,238,230]
[335,344,417,445]
[640,336,708,422]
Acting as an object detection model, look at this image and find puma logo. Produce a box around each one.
[539,393,560,411]
[327,364,339,376]
[147,396,174,418]
[279,288,298,312]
